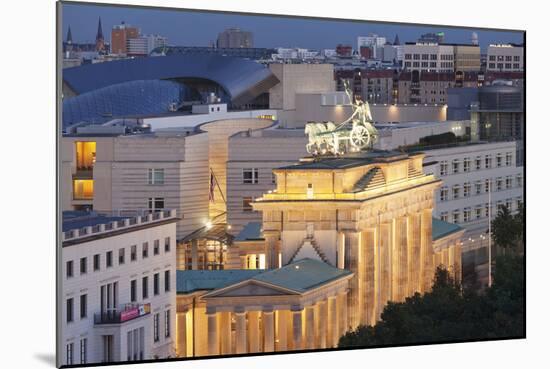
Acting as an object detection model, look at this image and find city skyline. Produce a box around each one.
[62,3,524,51]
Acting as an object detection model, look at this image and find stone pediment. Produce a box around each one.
[203,280,299,299]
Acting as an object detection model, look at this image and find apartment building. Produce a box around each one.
[453,44,481,73]
[361,69,396,104]
[486,44,524,72]
[398,71,455,104]
[60,210,178,365]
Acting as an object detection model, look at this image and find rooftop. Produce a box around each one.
[235,222,263,241]
[432,218,463,240]
[277,150,408,170]
[176,269,263,294]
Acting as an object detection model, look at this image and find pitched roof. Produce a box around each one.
[235,222,263,241]
[251,258,352,293]
[176,270,263,294]
[432,217,463,240]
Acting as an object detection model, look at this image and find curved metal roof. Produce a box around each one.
[63,54,279,105]
[62,79,188,128]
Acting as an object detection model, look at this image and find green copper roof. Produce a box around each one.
[176,269,263,294]
[235,222,263,241]
[432,217,463,240]
[251,258,352,293]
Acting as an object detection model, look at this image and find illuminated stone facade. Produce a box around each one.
[174,150,463,357]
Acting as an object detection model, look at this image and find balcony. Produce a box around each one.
[94,303,151,325]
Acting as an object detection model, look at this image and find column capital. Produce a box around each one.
[262,306,274,313]
[205,306,217,315]
[234,306,245,314]
[290,305,303,312]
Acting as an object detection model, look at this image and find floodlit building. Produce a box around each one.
[403,43,455,72]
[111,22,140,55]
[60,210,178,365]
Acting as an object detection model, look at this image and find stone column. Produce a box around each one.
[379,223,391,311]
[305,306,315,349]
[337,232,346,269]
[317,300,327,349]
[420,209,434,292]
[407,213,421,295]
[393,217,408,302]
[206,308,219,355]
[291,306,303,350]
[327,296,338,348]
[191,239,199,270]
[363,229,376,326]
[338,291,348,336]
[248,311,260,353]
[344,232,362,330]
[235,309,247,354]
[219,311,232,355]
[276,310,287,352]
[176,311,187,357]
[263,308,275,352]
[264,231,280,269]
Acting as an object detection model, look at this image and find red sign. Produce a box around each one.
[120,307,139,322]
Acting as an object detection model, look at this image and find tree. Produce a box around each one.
[491,204,523,254]
[338,256,524,348]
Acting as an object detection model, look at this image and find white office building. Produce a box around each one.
[60,210,178,365]
[357,34,387,58]
[486,44,524,72]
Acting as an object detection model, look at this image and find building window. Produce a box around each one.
[79,257,87,275]
[272,172,277,185]
[463,182,471,197]
[165,310,171,338]
[142,242,149,258]
[506,176,513,189]
[118,248,125,265]
[452,159,460,174]
[80,294,87,319]
[148,168,165,185]
[66,343,74,365]
[496,177,503,191]
[440,187,448,202]
[142,276,148,299]
[463,208,471,223]
[516,198,523,210]
[506,199,513,210]
[66,261,73,279]
[130,280,137,302]
[475,206,483,219]
[130,245,137,262]
[496,153,503,167]
[154,313,160,342]
[453,185,460,200]
[452,210,460,224]
[93,254,100,271]
[243,168,259,184]
[485,155,492,169]
[506,152,513,166]
[463,158,470,172]
[67,298,74,323]
[148,197,165,213]
[485,203,490,218]
[106,251,113,268]
[164,237,171,253]
[440,212,448,222]
[154,273,159,295]
[439,161,448,176]
[154,240,160,255]
[242,197,253,212]
[475,181,482,195]
[80,338,87,364]
[164,270,170,292]
[475,156,482,170]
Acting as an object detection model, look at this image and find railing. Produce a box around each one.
[94,303,151,325]
[63,209,177,242]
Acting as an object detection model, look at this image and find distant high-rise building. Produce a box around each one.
[486,44,524,72]
[95,17,105,52]
[418,32,445,44]
[336,44,353,57]
[357,34,386,58]
[127,34,168,56]
[111,21,140,55]
[216,28,253,48]
[471,32,479,46]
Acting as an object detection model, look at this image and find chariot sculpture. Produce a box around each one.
[305,80,378,155]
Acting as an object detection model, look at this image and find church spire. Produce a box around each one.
[393,34,400,46]
[96,17,104,41]
[66,26,73,44]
